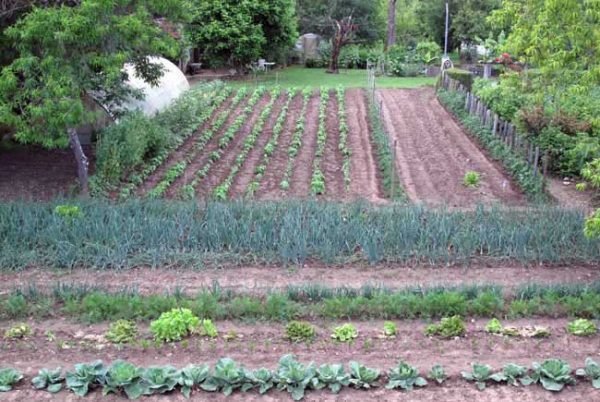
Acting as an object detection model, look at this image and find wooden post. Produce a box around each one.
[533,146,540,177]
[68,128,89,197]
[492,114,499,136]
[527,143,533,165]
[392,139,397,199]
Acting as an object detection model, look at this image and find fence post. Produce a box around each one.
[533,146,540,177]
[392,139,397,199]
[492,114,499,135]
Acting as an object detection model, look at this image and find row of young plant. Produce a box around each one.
[309,88,329,195]
[336,86,351,191]
[280,89,312,191]
[111,83,231,200]
[4,282,600,322]
[366,92,405,201]
[1,356,599,399]
[437,88,547,202]
[245,89,297,197]
[145,87,247,199]
[212,88,281,200]
[176,87,267,199]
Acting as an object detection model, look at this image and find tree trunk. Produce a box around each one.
[385,0,397,52]
[68,128,89,197]
[329,40,341,74]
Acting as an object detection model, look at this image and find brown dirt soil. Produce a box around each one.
[135,94,236,197]
[228,93,286,198]
[321,92,346,200]
[378,88,525,207]
[346,89,386,203]
[0,145,93,201]
[195,94,272,197]
[289,94,320,198]
[1,264,598,296]
[2,319,598,401]
[257,93,304,200]
[546,177,595,213]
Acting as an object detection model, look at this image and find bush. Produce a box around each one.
[445,69,474,91]
[425,316,466,338]
[472,75,527,121]
[285,321,315,343]
[415,41,441,65]
[150,308,200,342]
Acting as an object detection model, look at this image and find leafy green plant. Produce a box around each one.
[428,364,447,385]
[348,361,380,389]
[463,171,481,188]
[54,205,83,219]
[4,323,32,339]
[275,354,317,401]
[523,359,575,392]
[485,318,503,334]
[382,321,397,338]
[201,358,251,396]
[178,364,210,398]
[425,316,466,338]
[199,319,218,338]
[584,209,600,239]
[101,360,145,399]
[65,360,105,396]
[285,321,315,343]
[0,368,23,392]
[150,308,199,342]
[567,319,597,336]
[105,320,138,344]
[386,361,427,391]
[142,365,181,395]
[498,363,529,386]
[461,363,503,390]
[331,323,358,342]
[246,368,275,395]
[314,364,350,394]
[576,357,600,389]
[32,368,64,393]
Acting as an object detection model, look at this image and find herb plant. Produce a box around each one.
[32,368,64,393]
[567,319,597,336]
[331,323,358,342]
[348,361,380,389]
[275,354,317,401]
[285,321,315,343]
[150,308,199,342]
[0,368,23,392]
[314,364,350,394]
[428,364,447,385]
[576,357,600,389]
[425,316,466,338]
[523,359,575,392]
[386,361,427,391]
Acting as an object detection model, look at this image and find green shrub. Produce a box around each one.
[331,323,358,343]
[425,316,466,338]
[566,318,597,336]
[150,308,199,342]
[285,321,315,343]
[445,68,474,91]
[105,320,138,344]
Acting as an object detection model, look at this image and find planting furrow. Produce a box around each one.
[289,91,320,197]
[244,90,296,198]
[278,88,312,192]
[191,87,268,198]
[321,88,346,198]
[117,85,231,199]
[309,88,329,195]
[212,88,281,200]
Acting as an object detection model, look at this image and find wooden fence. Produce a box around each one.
[440,73,548,180]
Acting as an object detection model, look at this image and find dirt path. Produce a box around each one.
[378,88,525,207]
[257,94,303,200]
[2,264,598,296]
[321,92,346,199]
[346,89,385,203]
[228,94,286,198]
[546,177,595,212]
[136,94,235,197]
[289,94,320,197]
[2,318,597,401]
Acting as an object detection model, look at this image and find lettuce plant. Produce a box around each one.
[331,324,358,343]
[179,364,209,398]
[425,316,466,338]
[66,361,105,396]
[386,361,428,391]
[0,368,23,392]
[275,354,317,401]
[201,358,251,396]
[522,359,575,392]
[567,319,597,336]
[382,321,397,338]
[150,308,199,342]
[32,368,64,393]
[142,366,181,394]
[314,364,350,394]
[105,320,138,344]
[462,363,503,390]
[576,357,600,389]
[198,319,218,338]
[4,323,31,339]
[485,318,503,334]
[285,321,315,343]
[428,364,447,385]
[348,361,379,389]
[101,360,145,399]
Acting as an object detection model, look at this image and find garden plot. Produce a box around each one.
[378,87,526,207]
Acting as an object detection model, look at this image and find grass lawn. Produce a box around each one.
[197,66,437,89]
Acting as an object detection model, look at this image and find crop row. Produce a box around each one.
[178,87,267,198]
[245,89,297,197]
[337,86,351,190]
[310,88,329,195]
[213,88,280,200]
[280,88,312,191]
[145,87,248,199]
[1,356,598,400]
[116,83,231,200]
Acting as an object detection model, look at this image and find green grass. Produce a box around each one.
[205,66,436,89]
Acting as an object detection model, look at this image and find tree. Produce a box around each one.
[0,0,192,195]
[385,0,397,51]
[328,15,358,73]
[188,0,297,68]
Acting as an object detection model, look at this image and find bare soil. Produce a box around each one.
[378,88,525,207]
[257,93,304,200]
[3,318,598,401]
[546,177,595,212]
[346,89,386,203]
[321,93,346,199]
[228,94,286,198]
[136,94,236,197]
[289,94,320,197]
[1,264,598,296]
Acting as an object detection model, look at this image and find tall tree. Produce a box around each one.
[0,0,192,195]
[328,15,357,73]
[385,0,397,51]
